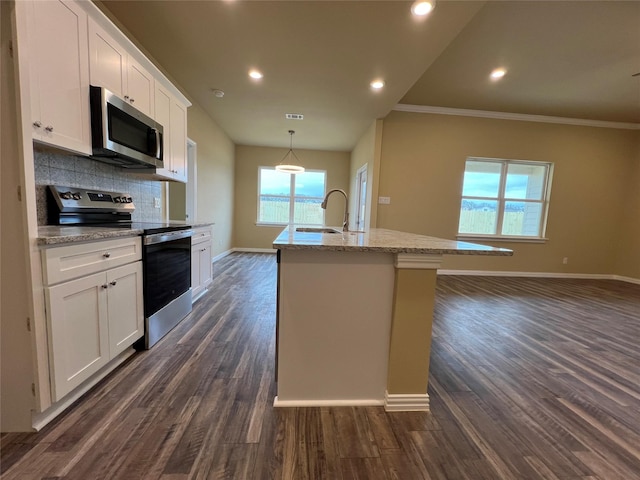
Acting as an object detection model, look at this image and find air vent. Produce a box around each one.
[285,113,304,120]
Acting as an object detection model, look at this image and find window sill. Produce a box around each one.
[256,223,326,228]
[256,222,288,227]
[457,235,548,244]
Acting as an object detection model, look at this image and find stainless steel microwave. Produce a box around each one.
[89,85,163,169]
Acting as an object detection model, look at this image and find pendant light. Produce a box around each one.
[275,130,305,174]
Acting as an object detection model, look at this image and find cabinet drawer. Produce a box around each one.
[191,227,212,246]
[42,237,142,285]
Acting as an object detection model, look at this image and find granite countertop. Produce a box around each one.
[38,222,214,246]
[273,226,513,256]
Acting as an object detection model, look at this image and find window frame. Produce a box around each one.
[457,157,553,242]
[257,166,327,226]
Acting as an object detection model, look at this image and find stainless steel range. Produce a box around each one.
[47,185,193,349]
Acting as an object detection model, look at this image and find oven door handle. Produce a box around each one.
[144,229,194,245]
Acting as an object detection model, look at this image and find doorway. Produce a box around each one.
[355,164,367,231]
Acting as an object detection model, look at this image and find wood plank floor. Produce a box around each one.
[2,253,639,479]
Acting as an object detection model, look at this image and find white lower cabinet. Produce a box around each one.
[46,271,109,401]
[43,238,143,402]
[106,262,144,358]
[191,227,213,302]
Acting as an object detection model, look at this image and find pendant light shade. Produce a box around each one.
[276,130,305,174]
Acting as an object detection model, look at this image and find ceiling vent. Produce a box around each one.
[285,113,304,120]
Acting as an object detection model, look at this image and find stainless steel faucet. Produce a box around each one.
[321,188,349,232]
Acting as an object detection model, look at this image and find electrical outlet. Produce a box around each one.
[562,257,568,264]
[153,197,161,209]
[378,196,391,205]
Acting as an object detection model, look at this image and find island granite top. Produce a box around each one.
[38,222,214,246]
[273,226,513,256]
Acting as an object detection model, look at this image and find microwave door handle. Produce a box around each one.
[153,128,161,160]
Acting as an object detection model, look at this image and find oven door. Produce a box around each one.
[143,230,192,318]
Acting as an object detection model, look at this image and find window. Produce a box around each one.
[258,167,326,225]
[458,158,553,239]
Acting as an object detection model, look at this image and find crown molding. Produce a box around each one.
[393,104,640,130]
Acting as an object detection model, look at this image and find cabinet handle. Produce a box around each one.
[101,284,108,289]
[33,121,42,128]
[45,125,54,132]
[103,252,111,258]
[110,281,117,286]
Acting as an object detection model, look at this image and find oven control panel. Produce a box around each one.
[48,185,135,213]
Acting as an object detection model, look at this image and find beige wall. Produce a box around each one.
[187,103,235,257]
[234,145,350,249]
[349,119,383,231]
[616,132,640,279]
[378,111,638,276]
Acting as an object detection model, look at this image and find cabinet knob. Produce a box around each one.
[129,98,135,104]
[124,95,130,100]
[110,281,117,286]
[101,284,108,289]
[45,125,54,132]
[33,121,42,128]
[103,252,111,258]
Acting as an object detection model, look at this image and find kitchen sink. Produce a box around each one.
[295,227,342,234]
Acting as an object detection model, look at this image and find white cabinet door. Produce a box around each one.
[126,57,154,117]
[26,0,91,155]
[169,99,188,182]
[198,243,212,289]
[154,83,172,175]
[152,84,188,182]
[46,272,110,402]
[107,262,144,358]
[191,228,212,302]
[88,18,154,117]
[88,17,126,97]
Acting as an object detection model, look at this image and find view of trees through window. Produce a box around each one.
[258,167,326,225]
[458,158,552,238]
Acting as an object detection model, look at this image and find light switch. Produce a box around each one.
[378,196,391,205]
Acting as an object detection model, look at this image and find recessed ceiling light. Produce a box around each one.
[411,0,435,17]
[370,80,385,90]
[249,69,263,80]
[490,68,507,80]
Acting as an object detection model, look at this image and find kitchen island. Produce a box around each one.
[273,227,512,411]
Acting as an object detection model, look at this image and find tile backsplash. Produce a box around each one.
[34,148,163,225]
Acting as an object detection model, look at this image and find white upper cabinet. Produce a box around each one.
[152,83,188,182]
[88,17,154,117]
[25,0,92,155]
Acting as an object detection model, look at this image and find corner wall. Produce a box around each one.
[187,103,235,257]
[378,111,638,275]
[234,145,350,249]
[616,132,640,280]
[349,119,383,231]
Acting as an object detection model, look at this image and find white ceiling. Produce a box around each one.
[99,0,640,151]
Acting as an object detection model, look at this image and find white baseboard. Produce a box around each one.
[31,348,136,431]
[612,275,640,285]
[273,396,385,408]
[212,249,233,263]
[384,391,430,412]
[437,269,639,285]
[232,248,277,254]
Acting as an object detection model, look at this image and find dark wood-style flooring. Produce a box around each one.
[2,253,639,479]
